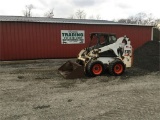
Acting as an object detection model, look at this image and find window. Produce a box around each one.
[109,35,117,44]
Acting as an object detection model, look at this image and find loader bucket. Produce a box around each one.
[58,60,85,79]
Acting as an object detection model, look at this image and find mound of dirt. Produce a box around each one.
[133,41,160,72]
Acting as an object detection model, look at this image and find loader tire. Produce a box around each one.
[87,60,104,77]
[109,59,125,76]
[76,59,84,66]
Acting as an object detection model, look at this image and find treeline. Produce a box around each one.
[23,4,160,26]
[117,12,159,25]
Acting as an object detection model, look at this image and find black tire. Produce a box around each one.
[86,60,104,77]
[84,64,91,77]
[76,59,84,66]
[109,59,125,76]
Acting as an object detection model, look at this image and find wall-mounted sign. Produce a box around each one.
[61,30,85,44]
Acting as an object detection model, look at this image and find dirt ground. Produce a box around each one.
[0,58,160,120]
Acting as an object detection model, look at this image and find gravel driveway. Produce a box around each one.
[0,59,160,120]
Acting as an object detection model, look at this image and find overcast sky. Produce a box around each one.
[0,0,159,20]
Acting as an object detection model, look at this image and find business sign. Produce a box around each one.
[61,30,85,44]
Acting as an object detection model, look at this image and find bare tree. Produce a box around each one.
[23,4,34,17]
[128,16,137,24]
[155,19,160,25]
[96,14,101,20]
[89,14,101,20]
[69,10,101,20]
[118,19,128,23]
[155,19,160,29]
[135,12,147,24]
[145,13,155,25]
[89,15,94,19]
[44,9,54,18]
[68,14,75,19]
[118,12,156,25]
[76,10,86,19]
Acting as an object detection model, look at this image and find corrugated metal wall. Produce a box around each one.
[0,21,152,60]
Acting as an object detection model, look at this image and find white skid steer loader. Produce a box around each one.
[58,33,133,79]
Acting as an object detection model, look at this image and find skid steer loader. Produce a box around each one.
[58,33,133,79]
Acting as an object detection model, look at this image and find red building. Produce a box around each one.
[0,16,153,60]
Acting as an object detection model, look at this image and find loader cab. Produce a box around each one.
[88,33,117,51]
